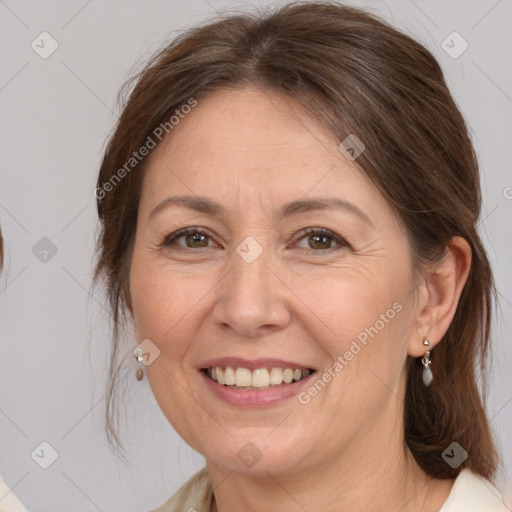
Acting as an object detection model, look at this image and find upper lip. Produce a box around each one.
[199,357,315,371]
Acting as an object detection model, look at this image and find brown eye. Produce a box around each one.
[161,227,217,249]
[309,234,331,249]
[184,232,209,248]
[295,228,349,251]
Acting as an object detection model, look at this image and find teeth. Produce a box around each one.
[251,368,270,387]
[283,368,294,384]
[269,367,283,385]
[235,367,252,387]
[207,366,312,388]
[224,367,236,386]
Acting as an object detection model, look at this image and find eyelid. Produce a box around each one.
[293,227,351,251]
[160,226,221,248]
[161,226,351,253]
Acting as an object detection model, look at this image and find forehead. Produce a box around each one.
[139,86,388,221]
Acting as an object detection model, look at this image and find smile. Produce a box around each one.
[202,366,313,389]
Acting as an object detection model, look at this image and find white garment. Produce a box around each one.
[439,468,507,512]
[0,474,27,512]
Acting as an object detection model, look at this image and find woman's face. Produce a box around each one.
[129,87,421,477]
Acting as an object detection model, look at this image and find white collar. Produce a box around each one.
[439,468,507,512]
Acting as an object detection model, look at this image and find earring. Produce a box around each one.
[134,347,144,381]
[421,338,433,386]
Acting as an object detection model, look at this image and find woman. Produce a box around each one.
[94,2,508,511]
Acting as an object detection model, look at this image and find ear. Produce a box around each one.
[408,236,472,357]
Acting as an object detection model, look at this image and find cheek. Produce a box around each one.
[131,258,188,331]
[297,264,407,343]
[296,266,413,408]
[129,261,210,445]
[297,277,411,432]
[129,259,216,361]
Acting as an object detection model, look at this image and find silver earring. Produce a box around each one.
[421,339,433,386]
[134,347,144,381]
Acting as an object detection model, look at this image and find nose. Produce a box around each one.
[212,246,292,338]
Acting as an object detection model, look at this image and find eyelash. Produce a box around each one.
[159,226,350,253]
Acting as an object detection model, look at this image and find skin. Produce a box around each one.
[128,87,471,511]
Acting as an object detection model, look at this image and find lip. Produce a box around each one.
[199,357,314,371]
[200,371,314,407]
[198,359,316,408]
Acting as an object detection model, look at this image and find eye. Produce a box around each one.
[160,227,219,249]
[294,227,350,252]
[159,226,350,252]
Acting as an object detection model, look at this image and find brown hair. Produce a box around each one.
[94,1,499,478]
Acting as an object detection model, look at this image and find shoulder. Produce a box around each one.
[439,468,508,512]
[150,466,213,512]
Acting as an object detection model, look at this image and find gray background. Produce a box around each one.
[0,0,511,510]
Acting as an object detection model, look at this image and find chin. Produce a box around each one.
[200,431,313,478]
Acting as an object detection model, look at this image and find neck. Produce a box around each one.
[207,394,454,512]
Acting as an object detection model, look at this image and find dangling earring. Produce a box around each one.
[134,347,144,381]
[421,338,433,386]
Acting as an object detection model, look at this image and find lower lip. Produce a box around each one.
[199,371,314,408]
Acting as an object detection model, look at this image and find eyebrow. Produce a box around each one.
[148,195,373,226]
